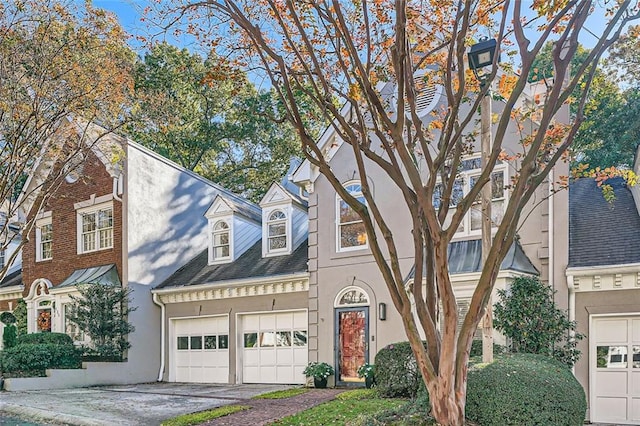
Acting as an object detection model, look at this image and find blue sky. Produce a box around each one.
[93,0,612,53]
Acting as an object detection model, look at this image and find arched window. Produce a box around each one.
[336,182,367,251]
[212,220,230,260]
[335,286,370,307]
[267,210,287,252]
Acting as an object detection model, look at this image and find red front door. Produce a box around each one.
[336,308,368,382]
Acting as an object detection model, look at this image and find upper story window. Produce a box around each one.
[267,210,288,253]
[337,181,368,252]
[432,157,507,236]
[36,215,53,262]
[212,220,231,261]
[78,205,113,254]
[0,249,5,269]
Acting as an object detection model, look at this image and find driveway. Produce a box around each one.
[0,383,293,426]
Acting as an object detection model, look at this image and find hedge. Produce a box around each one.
[17,332,74,346]
[0,343,82,376]
[466,353,586,425]
[374,341,426,398]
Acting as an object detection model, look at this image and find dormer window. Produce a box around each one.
[212,220,231,261]
[267,210,288,253]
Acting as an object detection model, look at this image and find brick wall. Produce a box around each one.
[21,150,123,295]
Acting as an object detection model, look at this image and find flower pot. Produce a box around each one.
[314,377,328,389]
[365,376,375,389]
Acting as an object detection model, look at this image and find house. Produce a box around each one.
[150,177,309,385]
[291,76,570,386]
[567,172,640,425]
[0,118,260,387]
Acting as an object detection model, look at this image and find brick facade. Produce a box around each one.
[21,149,123,294]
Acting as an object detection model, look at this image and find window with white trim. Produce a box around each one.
[36,217,53,261]
[432,157,507,236]
[337,182,368,251]
[77,204,113,254]
[267,210,288,253]
[0,249,5,269]
[212,220,230,261]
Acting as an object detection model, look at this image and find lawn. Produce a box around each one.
[269,390,407,426]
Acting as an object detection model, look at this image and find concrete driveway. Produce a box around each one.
[0,383,294,426]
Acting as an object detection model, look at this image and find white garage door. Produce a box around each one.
[173,316,229,383]
[592,315,640,424]
[241,311,308,384]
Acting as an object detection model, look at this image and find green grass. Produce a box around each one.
[253,387,309,399]
[269,390,406,426]
[160,405,250,426]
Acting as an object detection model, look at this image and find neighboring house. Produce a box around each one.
[151,180,309,384]
[291,77,570,386]
[567,173,640,425]
[1,118,257,385]
[0,212,23,349]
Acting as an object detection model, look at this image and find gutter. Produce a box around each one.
[566,274,576,374]
[152,293,166,382]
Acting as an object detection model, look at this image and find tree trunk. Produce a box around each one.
[428,380,466,426]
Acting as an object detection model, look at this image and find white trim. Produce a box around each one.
[73,193,114,211]
[262,206,292,257]
[152,272,310,295]
[334,285,370,307]
[589,313,640,425]
[0,285,23,301]
[567,263,640,276]
[35,215,53,262]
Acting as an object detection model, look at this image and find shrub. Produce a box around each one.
[0,343,81,376]
[13,300,27,336]
[2,324,17,349]
[466,353,586,426]
[469,340,505,357]
[17,332,74,346]
[494,275,584,367]
[0,311,16,324]
[374,341,426,398]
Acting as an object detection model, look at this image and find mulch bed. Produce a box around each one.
[201,388,345,426]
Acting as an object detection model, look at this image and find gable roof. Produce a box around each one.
[155,238,308,290]
[569,177,640,268]
[0,268,22,289]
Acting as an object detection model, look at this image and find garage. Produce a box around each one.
[591,315,640,424]
[172,315,229,383]
[240,310,308,384]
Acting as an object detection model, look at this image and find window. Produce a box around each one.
[432,157,507,236]
[337,182,368,251]
[36,218,53,261]
[212,220,230,261]
[0,249,4,269]
[79,207,113,253]
[267,210,287,252]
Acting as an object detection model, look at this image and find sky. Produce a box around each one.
[92,0,615,55]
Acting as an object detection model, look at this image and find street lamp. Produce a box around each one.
[468,37,498,364]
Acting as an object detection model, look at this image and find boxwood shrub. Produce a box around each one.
[466,353,586,426]
[17,332,74,346]
[0,342,81,376]
[374,341,426,398]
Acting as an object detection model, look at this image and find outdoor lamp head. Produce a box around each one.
[468,37,498,71]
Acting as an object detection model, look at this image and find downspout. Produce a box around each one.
[567,274,576,374]
[152,293,166,382]
[112,174,123,202]
[549,168,554,292]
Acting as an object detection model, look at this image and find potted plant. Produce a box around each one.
[303,361,334,388]
[357,363,376,388]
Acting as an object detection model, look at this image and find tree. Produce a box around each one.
[66,284,136,360]
[494,276,583,367]
[12,300,27,337]
[0,311,17,349]
[129,43,324,201]
[0,0,134,280]
[156,2,639,424]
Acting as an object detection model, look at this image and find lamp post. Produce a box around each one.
[468,37,498,364]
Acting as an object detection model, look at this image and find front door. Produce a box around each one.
[335,307,368,384]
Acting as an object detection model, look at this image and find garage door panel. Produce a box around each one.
[241,311,308,384]
[171,316,229,384]
[593,316,640,424]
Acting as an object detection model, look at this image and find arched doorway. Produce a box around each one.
[334,286,369,385]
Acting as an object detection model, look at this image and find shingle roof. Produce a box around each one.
[569,177,640,268]
[405,238,538,282]
[0,269,22,289]
[155,239,308,290]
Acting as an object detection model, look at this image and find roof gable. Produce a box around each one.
[260,183,295,207]
[206,196,234,218]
